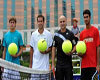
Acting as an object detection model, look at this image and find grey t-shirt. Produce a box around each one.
[71,27,80,35]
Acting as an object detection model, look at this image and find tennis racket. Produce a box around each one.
[92,70,99,80]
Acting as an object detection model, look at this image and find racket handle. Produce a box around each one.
[98,74,99,80]
[52,68,56,80]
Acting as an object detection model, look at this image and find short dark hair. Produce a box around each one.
[37,15,45,22]
[83,9,91,17]
[9,16,17,23]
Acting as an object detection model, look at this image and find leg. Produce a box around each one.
[87,67,96,80]
[31,74,40,80]
[55,67,64,80]
[64,67,73,80]
[81,68,88,80]
[41,74,50,80]
[81,67,96,80]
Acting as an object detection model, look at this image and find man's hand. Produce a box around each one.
[77,53,85,57]
[40,51,46,54]
[65,51,73,56]
[1,67,4,72]
[11,54,18,58]
[75,32,80,38]
[52,64,56,79]
[96,65,99,73]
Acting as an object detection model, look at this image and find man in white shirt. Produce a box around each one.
[30,15,53,80]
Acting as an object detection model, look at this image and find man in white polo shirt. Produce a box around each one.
[30,15,53,80]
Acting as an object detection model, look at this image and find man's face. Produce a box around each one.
[73,21,77,26]
[37,17,44,29]
[83,14,91,25]
[9,20,16,29]
[59,17,67,30]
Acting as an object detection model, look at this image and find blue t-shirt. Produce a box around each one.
[3,30,23,65]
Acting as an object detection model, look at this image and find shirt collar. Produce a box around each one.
[36,29,46,36]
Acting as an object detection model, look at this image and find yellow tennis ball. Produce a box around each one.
[38,39,47,52]
[8,43,18,55]
[62,40,72,54]
[76,41,86,54]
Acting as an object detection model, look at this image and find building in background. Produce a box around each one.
[0,0,100,45]
[0,0,100,30]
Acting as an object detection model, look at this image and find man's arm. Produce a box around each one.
[96,46,99,73]
[46,47,52,53]
[29,46,33,68]
[66,46,76,55]
[71,46,76,54]
[52,47,56,69]
[17,46,23,56]
[52,47,56,78]
[40,47,52,54]
[1,47,6,71]
[11,46,23,57]
[2,47,6,60]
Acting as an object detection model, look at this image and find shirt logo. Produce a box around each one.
[66,33,68,35]
[83,38,93,43]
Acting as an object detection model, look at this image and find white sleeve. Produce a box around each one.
[30,34,34,49]
[48,33,53,47]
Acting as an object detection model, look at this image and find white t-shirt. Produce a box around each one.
[30,29,53,70]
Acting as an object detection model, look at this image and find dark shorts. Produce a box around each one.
[55,67,73,80]
[81,67,96,80]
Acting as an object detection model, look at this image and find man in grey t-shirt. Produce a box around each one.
[71,18,80,41]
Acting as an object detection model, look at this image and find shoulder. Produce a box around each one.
[4,31,10,37]
[66,29,74,35]
[92,26,99,36]
[71,27,74,30]
[16,30,21,35]
[44,29,50,33]
[44,29,52,36]
[92,26,99,31]
[31,29,38,36]
[80,28,86,34]
[15,30,22,37]
[54,30,60,37]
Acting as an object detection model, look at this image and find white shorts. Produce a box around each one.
[2,68,21,80]
[30,74,49,80]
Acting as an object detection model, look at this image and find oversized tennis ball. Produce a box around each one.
[8,43,18,55]
[76,41,86,54]
[62,40,72,54]
[38,39,47,52]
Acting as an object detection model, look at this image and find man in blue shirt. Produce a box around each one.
[2,16,23,80]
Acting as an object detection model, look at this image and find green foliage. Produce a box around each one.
[20,60,29,67]
[73,68,80,74]
[21,52,29,57]
[72,61,80,67]
[20,52,30,67]
[0,43,3,58]
[49,52,57,66]
[0,50,2,58]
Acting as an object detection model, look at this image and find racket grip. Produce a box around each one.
[98,74,99,80]
[52,68,56,79]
